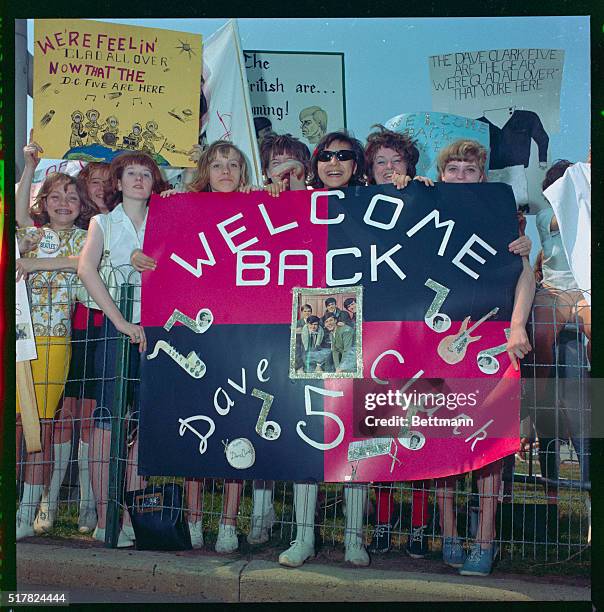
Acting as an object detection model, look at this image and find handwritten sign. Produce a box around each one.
[244,50,346,149]
[429,48,564,134]
[33,19,202,166]
[385,111,490,180]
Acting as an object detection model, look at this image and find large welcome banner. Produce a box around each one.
[33,19,202,166]
[139,183,522,482]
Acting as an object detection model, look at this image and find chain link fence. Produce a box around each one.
[16,277,590,571]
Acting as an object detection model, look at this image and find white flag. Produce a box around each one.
[202,20,263,184]
[543,162,591,305]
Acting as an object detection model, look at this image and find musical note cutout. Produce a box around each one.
[476,328,511,374]
[85,94,96,102]
[437,307,499,365]
[163,308,213,334]
[251,388,281,440]
[107,92,122,100]
[424,278,451,333]
[147,340,206,378]
[133,97,143,106]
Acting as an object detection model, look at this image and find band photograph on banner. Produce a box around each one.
[290,286,362,379]
[33,19,202,166]
[244,51,346,150]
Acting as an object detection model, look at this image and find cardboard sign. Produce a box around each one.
[385,111,490,180]
[244,50,346,150]
[429,48,565,211]
[33,19,202,166]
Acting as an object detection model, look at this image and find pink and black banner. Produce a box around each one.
[138,182,522,481]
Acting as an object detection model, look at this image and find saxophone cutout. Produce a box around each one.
[147,339,206,378]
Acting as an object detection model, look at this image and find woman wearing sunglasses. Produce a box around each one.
[310,131,366,189]
[279,131,370,569]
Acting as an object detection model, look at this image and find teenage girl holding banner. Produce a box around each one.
[78,152,168,547]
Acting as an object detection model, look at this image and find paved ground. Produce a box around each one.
[16,538,591,603]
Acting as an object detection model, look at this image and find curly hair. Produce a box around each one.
[310,130,366,188]
[436,139,488,180]
[30,172,95,229]
[187,141,250,192]
[365,125,420,182]
[107,152,169,208]
[260,134,311,182]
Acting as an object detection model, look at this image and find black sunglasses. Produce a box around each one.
[317,149,356,163]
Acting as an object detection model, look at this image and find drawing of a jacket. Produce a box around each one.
[478,110,549,169]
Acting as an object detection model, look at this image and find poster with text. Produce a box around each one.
[138,183,522,482]
[244,50,346,151]
[385,111,490,181]
[33,19,202,166]
[429,48,565,211]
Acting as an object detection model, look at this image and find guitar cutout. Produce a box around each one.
[437,307,499,365]
[476,328,511,374]
[424,279,451,333]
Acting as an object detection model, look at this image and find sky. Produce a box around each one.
[26,16,590,161]
[25,16,591,258]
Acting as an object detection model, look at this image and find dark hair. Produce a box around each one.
[365,125,420,182]
[301,303,313,313]
[307,315,321,324]
[325,297,337,306]
[310,131,366,188]
[323,313,337,323]
[260,134,311,182]
[108,152,169,208]
[542,159,573,191]
[31,172,95,229]
[343,297,356,309]
[254,116,272,135]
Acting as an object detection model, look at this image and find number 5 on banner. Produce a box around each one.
[296,385,345,451]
